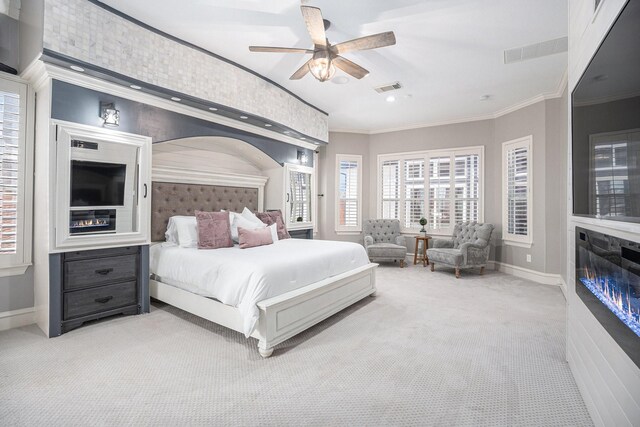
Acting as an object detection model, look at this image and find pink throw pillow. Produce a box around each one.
[238,226,273,249]
[195,211,233,249]
[255,210,290,240]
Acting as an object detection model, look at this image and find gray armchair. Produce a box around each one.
[363,219,407,267]
[426,221,494,278]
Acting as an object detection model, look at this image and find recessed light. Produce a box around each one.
[284,131,291,134]
[240,115,248,119]
[209,107,218,111]
[332,76,349,85]
[265,124,272,127]
[171,97,181,102]
[300,137,306,140]
[480,94,491,101]
[130,85,142,90]
[386,95,396,103]
[70,65,85,72]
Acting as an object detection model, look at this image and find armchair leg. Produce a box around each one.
[400,260,405,268]
[430,263,434,272]
[480,266,485,275]
[455,268,460,279]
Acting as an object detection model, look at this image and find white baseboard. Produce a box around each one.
[492,261,563,286]
[559,277,568,299]
[0,307,36,332]
[407,256,563,288]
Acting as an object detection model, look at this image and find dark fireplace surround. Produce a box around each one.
[575,226,640,367]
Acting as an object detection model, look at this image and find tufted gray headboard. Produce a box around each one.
[151,181,259,242]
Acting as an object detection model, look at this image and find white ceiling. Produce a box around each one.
[99,0,568,133]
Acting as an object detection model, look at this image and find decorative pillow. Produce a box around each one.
[229,211,266,243]
[240,207,264,226]
[195,211,233,249]
[171,216,198,248]
[255,210,290,240]
[238,226,273,249]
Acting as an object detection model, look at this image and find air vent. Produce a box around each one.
[504,36,568,64]
[374,81,402,93]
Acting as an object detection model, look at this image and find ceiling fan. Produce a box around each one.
[249,5,396,82]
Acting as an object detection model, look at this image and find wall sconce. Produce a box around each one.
[100,102,120,127]
[297,150,309,165]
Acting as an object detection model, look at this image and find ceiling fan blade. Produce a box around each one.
[249,46,313,54]
[300,6,327,47]
[332,56,369,79]
[332,31,396,55]
[290,59,312,80]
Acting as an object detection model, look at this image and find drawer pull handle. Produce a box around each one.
[95,296,113,304]
[95,268,113,275]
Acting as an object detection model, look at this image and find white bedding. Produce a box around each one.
[150,238,370,337]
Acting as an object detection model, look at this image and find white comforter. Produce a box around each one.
[150,239,370,337]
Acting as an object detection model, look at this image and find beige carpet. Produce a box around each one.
[0,263,593,426]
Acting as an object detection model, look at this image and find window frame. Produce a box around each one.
[0,75,34,276]
[502,135,533,248]
[377,146,484,235]
[335,154,363,234]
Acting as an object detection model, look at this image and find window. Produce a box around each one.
[335,154,362,232]
[289,168,312,224]
[378,147,483,234]
[380,159,400,220]
[0,76,33,275]
[502,136,532,246]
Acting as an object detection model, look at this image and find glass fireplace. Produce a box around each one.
[575,226,640,367]
[69,210,116,234]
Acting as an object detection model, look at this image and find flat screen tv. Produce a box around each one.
[572,0,640,223]
[70,160,126,207]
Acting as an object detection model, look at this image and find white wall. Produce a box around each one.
[566,0,640,425]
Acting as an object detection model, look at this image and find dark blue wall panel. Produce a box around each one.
[51,80,314,166]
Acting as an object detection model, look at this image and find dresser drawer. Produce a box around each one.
[64,254,137,290]
[64,281,137,320]
[64,246,139,261]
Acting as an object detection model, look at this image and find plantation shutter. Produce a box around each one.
[403,159,425,229]
[506,145,529,236]
[428,156,451,230]
[454,154,480,223]
[381,160,400,219]
[338,158,359,228]
[289,170,311,223]
[0,90,20,254]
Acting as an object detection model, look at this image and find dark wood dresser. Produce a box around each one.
[50,245,150,335]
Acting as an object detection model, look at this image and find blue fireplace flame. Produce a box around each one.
[579,274,640,338]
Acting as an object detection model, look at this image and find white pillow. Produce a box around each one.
[170,216,198,248]
[268,223,279,243]
[241,207,265,226]
[165,217,179,244]
[229,212,266,242]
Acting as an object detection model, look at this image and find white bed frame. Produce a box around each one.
[149,170,377,357]
[150,262,377,357]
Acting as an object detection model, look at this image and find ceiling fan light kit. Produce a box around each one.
[248,6,396,83]
[308,52,336,82]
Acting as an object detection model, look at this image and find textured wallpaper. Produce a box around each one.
[42,0,328,141]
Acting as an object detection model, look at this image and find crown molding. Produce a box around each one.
[331,69,569,136]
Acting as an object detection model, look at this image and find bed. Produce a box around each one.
[149,181,377,357]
